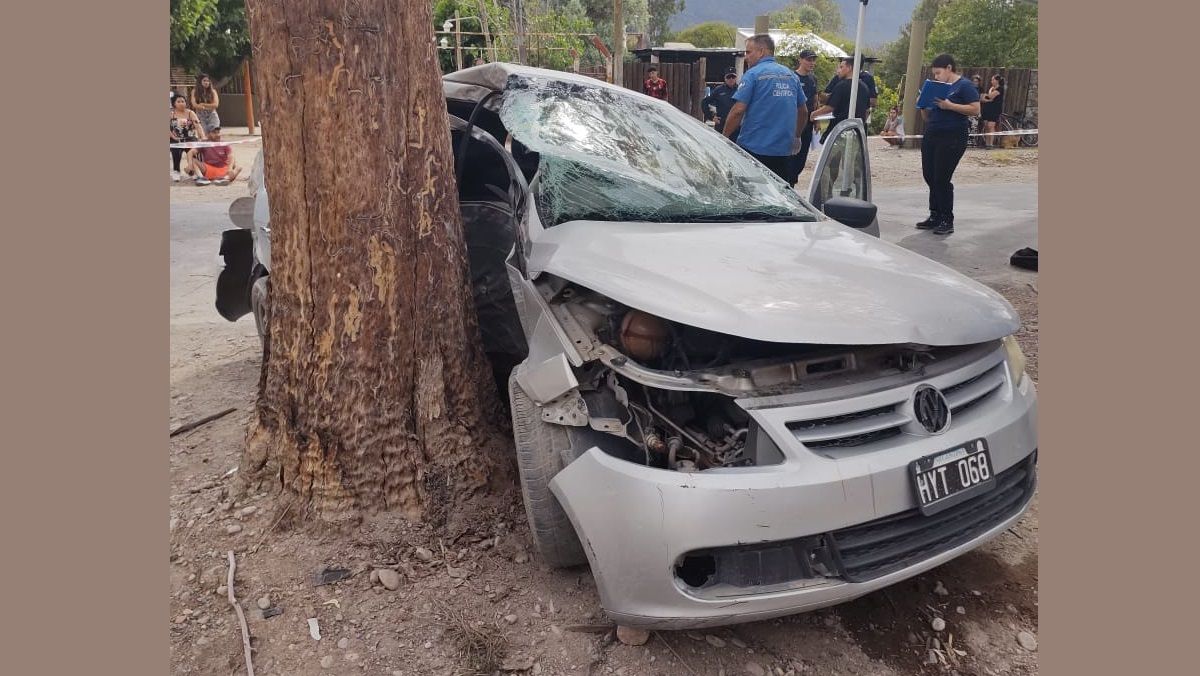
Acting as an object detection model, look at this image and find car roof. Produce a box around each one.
[442,62,636,105]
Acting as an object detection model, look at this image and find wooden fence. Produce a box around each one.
[622,60,707,120]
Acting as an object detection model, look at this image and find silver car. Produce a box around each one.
[217,63,1037,630]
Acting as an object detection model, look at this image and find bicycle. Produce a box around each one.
[998,112,1039,147]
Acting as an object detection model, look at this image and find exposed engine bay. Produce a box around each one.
[536,278,983,472]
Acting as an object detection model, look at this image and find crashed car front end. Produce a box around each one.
[505,258,1036,628]
[474,65,1038,629]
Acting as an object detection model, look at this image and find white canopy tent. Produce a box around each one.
[734,28,849,60]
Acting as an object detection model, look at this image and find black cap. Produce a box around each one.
[798,49,818,60]
[724,69,737,78]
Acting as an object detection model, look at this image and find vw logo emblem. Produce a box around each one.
[913,385,951,434]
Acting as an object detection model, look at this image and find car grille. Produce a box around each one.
[674,454,1036,593]
[829,453,1036,582]
[786,362,1008,451]
[942,362,1006,416]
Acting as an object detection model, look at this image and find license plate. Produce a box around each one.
[910,439,995,515]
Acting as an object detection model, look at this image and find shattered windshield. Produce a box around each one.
[497,75,820,226]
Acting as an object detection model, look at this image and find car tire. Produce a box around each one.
[250,273,269,347]
[508,371,588,569]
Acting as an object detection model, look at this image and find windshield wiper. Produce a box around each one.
[689,211,808,223]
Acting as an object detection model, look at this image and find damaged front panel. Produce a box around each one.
[519,276,1002,474]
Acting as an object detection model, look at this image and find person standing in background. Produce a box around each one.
[980,74,1006,148]
[808,58,870,142]
[859,60,879,130]
[967,75,983,146]
[643,67,668,100]
[917,53,980,236]
[703,70,740,137]
[190,73,221,134]
[720,34,807,180]
[786,49,820,187]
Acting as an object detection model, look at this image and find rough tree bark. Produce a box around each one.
[241,0,510,526]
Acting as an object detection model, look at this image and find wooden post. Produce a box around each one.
[514,0,527,64]
[453,10,463,70]
[477,0,493,62]
[612,0,623,86]
[754,15,769,35]
[902,19,928,149]
[242,60,256,133]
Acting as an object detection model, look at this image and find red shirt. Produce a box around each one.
[199,145,231,167]
[644,77,667,100]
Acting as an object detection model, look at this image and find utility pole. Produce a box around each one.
[847,0,868,131]
[612,0,623,86]
[903,19,929,148]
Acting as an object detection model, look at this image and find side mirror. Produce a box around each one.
[823,196,878,229]
[228,196,255,229]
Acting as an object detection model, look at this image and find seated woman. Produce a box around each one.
[185,127,242,185]
[881,106,904,146]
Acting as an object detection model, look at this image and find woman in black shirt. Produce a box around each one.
[980,75,1005,149]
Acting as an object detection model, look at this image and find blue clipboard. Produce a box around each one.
[916,79,952,109]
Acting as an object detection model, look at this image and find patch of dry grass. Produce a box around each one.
[435,600,509,675]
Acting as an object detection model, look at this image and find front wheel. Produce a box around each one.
[508,371,588,569]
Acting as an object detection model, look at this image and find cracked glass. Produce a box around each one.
[497,75,820,226]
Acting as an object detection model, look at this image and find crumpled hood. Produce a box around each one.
[528,219,1019,346]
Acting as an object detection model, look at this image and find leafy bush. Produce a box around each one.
[868,80,900,135]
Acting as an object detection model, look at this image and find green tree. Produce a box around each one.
[673,21,736,48]
[169,0,250,81]
[583,0,649,51]
[876,0,950,87]
[647,0,686,45]
[925,0,1038,68]
[770,0,844,37]
[433,0,515,72]
[525,0,597,71]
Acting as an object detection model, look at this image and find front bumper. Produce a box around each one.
[550,354,1037,629]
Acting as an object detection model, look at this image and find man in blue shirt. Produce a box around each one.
[720,34,808,180]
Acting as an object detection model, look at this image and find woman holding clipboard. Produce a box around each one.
[916,54,980,235]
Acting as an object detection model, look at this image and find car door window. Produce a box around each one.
[808,120,870,212]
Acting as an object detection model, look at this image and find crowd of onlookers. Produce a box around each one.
[169,73,241,185]
[651,34,985,236]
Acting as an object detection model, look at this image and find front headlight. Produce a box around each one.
[1002,335,1027,384]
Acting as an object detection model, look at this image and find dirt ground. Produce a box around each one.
[169,137,1039,676]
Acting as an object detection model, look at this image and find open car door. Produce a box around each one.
[807,117,879,237]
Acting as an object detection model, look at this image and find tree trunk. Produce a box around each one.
[241,0,510,527]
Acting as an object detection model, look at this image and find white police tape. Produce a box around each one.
[869,129,1039,141]
[169,138,262,149]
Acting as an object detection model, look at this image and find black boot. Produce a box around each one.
[932,215,955,235]
[916,212,940,229]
